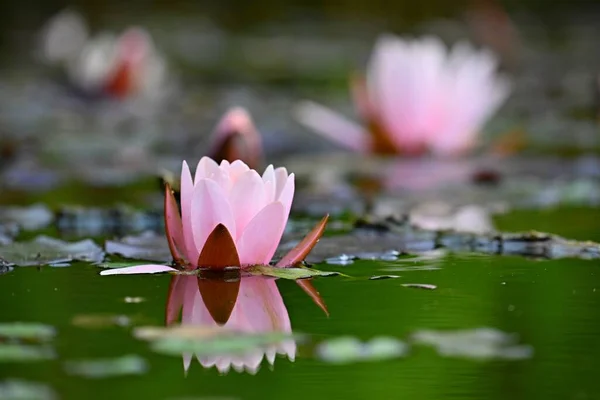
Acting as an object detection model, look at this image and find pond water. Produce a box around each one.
[1,228,598,399]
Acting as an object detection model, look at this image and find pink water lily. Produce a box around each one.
[294,34,511,156]
[166,275,297,374]
[102,157,294,274]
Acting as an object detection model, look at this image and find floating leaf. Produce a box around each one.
[0,204,53,231]
[105,232,171,262]
[135,325,297,358]
[97,261,152,269]
[0,379,57,400]
[412,328,534,360]
[64,355,148,378]
[0,345,55,362]
[401,283,437,290]
[247,265,342,280]
[0,323,55,341]
[316,336,408,364]
[71,314,133,329]
[0,236,103,267]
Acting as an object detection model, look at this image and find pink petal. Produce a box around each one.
[293,100,370,152]
[229,170,267,239]
[190,179,236,256]
[180,161,199,264]
[229,160,250,184]
[277,173,295,220]
[196,157,231,194]
[261,165,277,202]
[236,202,285,265]
[274,167,288,199]
[99,264,177,275]
[194,157,219,181]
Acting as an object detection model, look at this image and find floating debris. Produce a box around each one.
[123,297,145,304]
[0,236,103,267]
[412,327,533,360]
[64,355,148,378]
[0,379,56,400]
[0,323,56,341]
[369,275,401,280]
[316,336,408,364]
[105,231,171,262]
[401,283,437,290]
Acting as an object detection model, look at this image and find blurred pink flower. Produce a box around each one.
[207,107,264,170]
[166,275,295,374]
[294,35,511,156]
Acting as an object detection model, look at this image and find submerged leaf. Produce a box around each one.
[247,265,341,280]
[0,236,103,267]
[0,323,55,341]
[64,355,148,378]
[316,336,408,364]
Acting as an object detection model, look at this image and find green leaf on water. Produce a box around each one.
[0,379,57,400]
[315,336,408,364]
[0,323,55,341]
[247,265,343,280]
[0,345,55,362]
[64,355,148,378]
[96,261,153,269]
[134,325,298,357]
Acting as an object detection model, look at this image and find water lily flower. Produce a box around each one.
[207,107,263,170]
[40,11,168,101]
[166,275,297,374]
[294,34,511,156]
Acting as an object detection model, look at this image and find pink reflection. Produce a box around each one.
[166,275,295,374]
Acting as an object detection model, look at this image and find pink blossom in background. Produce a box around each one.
[294,34,511,156]
[166,275,296,374]
[40,10,168,101]
[207,107,264,170]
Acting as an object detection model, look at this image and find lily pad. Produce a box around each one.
[135,325,297,357]
[105,232,171,262]
[0,344,56,362]
[0,236,103,267]
[0,323,56,341]
[412,327,534,360]
[247,265,342,279]
[316,336,408,364]
[0,204,53,231]
[64,355,148,378]
[0,379,56,400]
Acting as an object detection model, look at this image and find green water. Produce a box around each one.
[1,250,598,399]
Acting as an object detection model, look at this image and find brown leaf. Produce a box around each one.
[276,214,329,268]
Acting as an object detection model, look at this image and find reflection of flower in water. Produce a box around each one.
[166,275,295,374]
